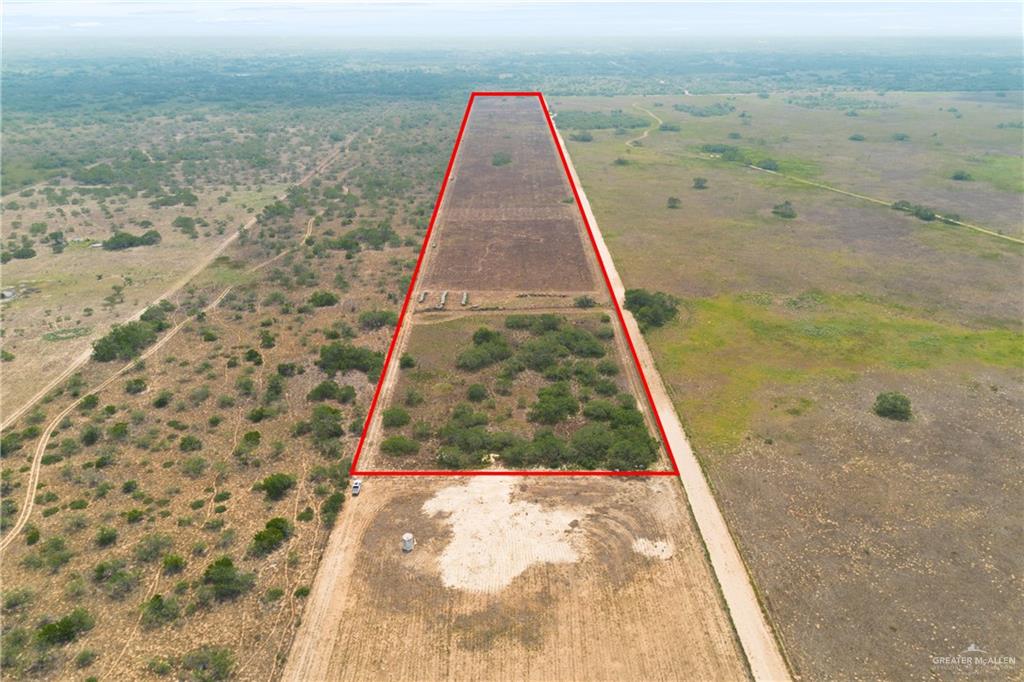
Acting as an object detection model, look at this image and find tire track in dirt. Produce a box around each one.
[1,134,356,431]
[0,134,360,553]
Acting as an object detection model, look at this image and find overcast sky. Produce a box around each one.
[5,1,1022,41]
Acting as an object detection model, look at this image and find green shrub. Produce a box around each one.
[2,587,34,614]
[75,648,98,668]
[80,425,101,447]
[380,435,419,457]
[201,557,254,601]
[95,526,117,548]
[162,554,186,575]
[466,384,488,402]
[92,559,139,598]
[182,645,234,681]
[179,435,202,452]
[528,382,578,424]
[456,328,512,371]
[248,517,294,557]
[124,378,147,394]
[254,473,296,501]
[27,536,73,573]
[308,291,339,307]
[574,296,597,308]
[307,381,355,403]
[623,289,679,330]
[873,392,912,421]
[146,657,173,675]
[321,492,344,527]
[134,533,173,563]
[317,342,384,378]
[92,321,159,362]
[381,407,411,429]
[101,230,161,251]
[36,607,94,647]
[140,594,179,628]
[771,200,797,219]
[358,309,398,330]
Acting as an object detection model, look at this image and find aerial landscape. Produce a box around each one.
[0,2,1021,681]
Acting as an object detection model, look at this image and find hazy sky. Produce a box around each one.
[6,1,1022,41]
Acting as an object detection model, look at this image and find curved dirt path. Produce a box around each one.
[1,136,354,432]
[554,124,793,681]
[627,103,663,147]
[0,135,357,552]
[0,285,233,552]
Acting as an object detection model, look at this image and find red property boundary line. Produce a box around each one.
[350,91,679,478]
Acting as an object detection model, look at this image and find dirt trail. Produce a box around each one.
[280,480,392,681]
[745,165,1022,245]
[1,135,354,431]
[627,104,1019,246]
[0,285,233,552]
[553,123,793,681]
[627,103,663,147]
[0,134,358,552]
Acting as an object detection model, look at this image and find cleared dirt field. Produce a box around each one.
[284,475,747,681]
[422,96,598,294]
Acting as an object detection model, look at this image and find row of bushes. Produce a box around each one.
[91,300,175,362]
[101,229,161,251]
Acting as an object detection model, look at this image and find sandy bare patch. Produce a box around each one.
[633,537,676,560]
[422,477,580,592]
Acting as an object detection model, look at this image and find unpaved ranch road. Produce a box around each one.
[553,124,792,681]
[0,138,351,432]
[0,136,356,552]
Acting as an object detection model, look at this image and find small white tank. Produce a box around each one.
[401,532,415,553]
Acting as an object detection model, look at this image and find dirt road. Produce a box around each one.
[1,135,354,431]
[0,284,233,552]
[628,103,663,147]
[0,135,357,552]
[553,124,793,681]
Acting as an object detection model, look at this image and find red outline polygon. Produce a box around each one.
[350,92,679,478]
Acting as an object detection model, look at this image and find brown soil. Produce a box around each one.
[422,96,598,294]
[283,476,748,681]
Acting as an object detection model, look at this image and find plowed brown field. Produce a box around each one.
[421,96,597,294]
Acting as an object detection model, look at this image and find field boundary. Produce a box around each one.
[349,91,680,477]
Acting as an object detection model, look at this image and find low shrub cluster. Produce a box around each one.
[248,517,294,557]
[316,342,384,378]
[92,300,175,362]
[101,230,161,251]
[624,289,679,330]
[253,473,295,501]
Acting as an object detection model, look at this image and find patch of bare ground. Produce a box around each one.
[284,476,748,681]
